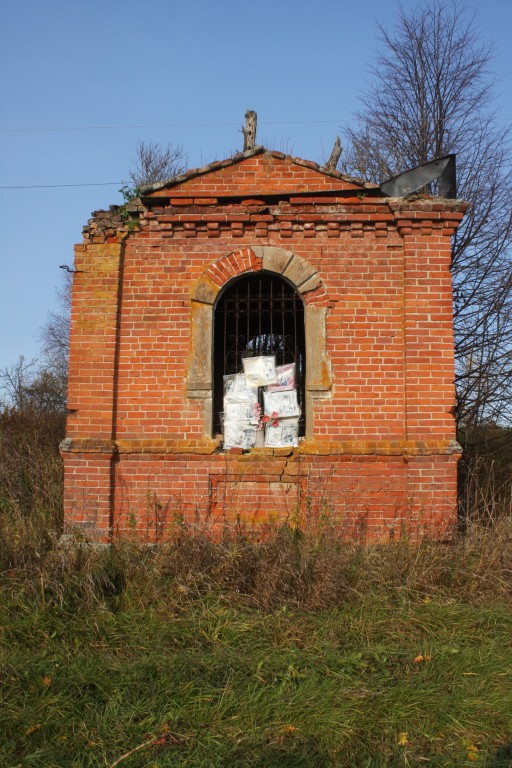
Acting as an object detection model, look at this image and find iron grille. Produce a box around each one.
[213,272,306,436]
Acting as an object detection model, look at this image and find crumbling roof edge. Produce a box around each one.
[385,196,470,211]
[139,146,377,194]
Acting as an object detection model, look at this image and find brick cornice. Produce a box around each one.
[81,196,469,244]
[387,198,468,237]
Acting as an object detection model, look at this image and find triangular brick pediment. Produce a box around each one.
[143,147,373,199]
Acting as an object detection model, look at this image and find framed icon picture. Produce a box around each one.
[224,401,258,423]
[223,374,258,403]
[266,363,295,392]
[242,356,277,387]
[223,421,257,451]
[265,418,299,448]
[263,389,300,418]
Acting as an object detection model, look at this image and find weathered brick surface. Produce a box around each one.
[62,149,466,542]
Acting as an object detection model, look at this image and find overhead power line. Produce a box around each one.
[0,117,510,134]
[0,182,123,190]
[0,119,349,134]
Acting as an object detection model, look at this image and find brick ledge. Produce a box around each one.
[60,437,462,457]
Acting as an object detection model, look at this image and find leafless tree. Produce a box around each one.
[28,142,188,407]
[342,0,512,427]
[1,273,73,413]
[39,272,72,383]
[0,356,35,411]
[0,355,66,414]
[129,139,187,188]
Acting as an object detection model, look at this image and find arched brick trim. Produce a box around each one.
[188,247,332,439]
[190,246,328,306]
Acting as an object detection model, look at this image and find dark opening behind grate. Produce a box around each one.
[213,272,306,436]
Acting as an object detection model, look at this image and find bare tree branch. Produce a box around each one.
[0,356,36,411]
[0,355,66,414]
[342,0,512,427]
[39,271,71,380]
[129,139,187,188]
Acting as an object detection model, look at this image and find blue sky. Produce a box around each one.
[1,0,511,374]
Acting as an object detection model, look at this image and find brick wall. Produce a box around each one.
[62,149,466,542]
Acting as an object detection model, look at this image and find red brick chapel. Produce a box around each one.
[61,145,466,541]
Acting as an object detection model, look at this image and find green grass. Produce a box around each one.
[2,532,512,767]
[3,395,512,765]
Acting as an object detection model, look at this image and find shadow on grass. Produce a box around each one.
[485,744,512,767]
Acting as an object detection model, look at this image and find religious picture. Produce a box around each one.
[223,421,257,451]
[223,374,237,401]
[242,356,277,387]
[223,374,258,403]
[264,389,300,418]
[266,363,296,392]
[265,418,299,448]
[224,401,258,423]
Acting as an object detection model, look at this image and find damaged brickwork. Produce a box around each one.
[61,147,467,541]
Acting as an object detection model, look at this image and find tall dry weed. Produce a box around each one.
[3,516,509,616]
[459,424,512,525]
[0,408,64,570]
[2,409,512,614]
